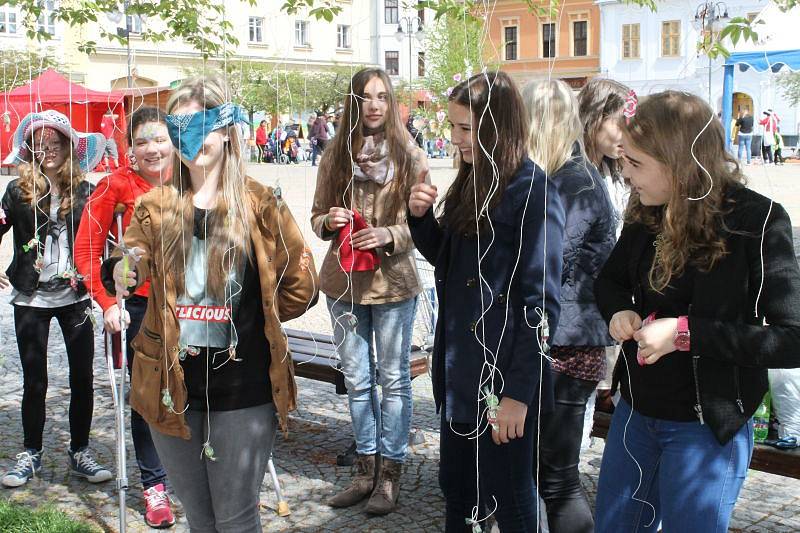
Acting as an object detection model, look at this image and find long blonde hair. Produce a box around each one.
[161,75,253,299]
[522,79,582,175]
[623,91,745,292]
[17,129,84,219]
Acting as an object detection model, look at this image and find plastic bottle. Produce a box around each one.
[753,393,771,443]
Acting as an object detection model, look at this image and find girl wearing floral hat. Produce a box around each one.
[0,109,111,488]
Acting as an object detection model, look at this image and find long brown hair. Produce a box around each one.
[159,75,253,299]
[439,71,528,235]
[578,78,628,179]
[623,90,745,292]
[17,128,84,219]
[317,68,416,219]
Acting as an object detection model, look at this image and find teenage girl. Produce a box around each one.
[594,90,800,532]
[408,71,565,532]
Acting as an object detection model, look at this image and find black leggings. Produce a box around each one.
[14,300,94,451]
[536,369,598,533]
[761,144,773,164]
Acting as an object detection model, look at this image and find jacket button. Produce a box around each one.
[497,293,506,304]
[469,321,476,332]
[466,278,476,288]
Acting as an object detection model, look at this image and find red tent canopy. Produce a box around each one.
[1,69,129,169]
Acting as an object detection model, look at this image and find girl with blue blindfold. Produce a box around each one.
[104,75,319,532]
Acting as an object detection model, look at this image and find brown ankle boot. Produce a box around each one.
[327,454,377,508]
[364,458,402,515]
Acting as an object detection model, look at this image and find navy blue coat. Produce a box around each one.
[552,155,616,347]
[409,158,565,423]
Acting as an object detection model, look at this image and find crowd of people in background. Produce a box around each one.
[0,66,799,533]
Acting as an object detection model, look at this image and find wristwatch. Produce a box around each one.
[675,315,691,352]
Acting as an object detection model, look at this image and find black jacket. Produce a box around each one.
[552,154,616,347]
[0,178,95,296]
[595,185,800,444]
[409,158,565,423]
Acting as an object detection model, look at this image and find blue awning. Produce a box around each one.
[725,49,800,72]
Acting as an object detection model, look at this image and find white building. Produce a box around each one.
[597,0,798,135]
[371,1,433,87]
[0,1,377,91]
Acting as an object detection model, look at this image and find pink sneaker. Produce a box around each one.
[144,483,175,528]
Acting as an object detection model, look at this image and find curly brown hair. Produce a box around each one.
[622,90,745,292]
[17,128,85,219]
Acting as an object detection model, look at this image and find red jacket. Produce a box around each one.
[255,126,268,145]
[74,166,154,311]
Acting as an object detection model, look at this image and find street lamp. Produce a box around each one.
[694,1,730,105]
[394,16,426,87]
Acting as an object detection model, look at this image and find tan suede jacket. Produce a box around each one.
[118,179,318,439]
[311,158,426,305]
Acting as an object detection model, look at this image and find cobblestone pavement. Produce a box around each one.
[0,160,799,532]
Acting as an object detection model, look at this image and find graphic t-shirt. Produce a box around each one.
[176,209,243,349]
[178,208,272,411]
[11,193,88,307]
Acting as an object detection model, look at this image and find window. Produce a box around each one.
[418,51,425,77]
[504,26,518,61]
[295,20,309,46]
[337,24,351,48]
[622,23,640,58]
[0,9,17,34]
[385,51,399,76]
[385,0,398,25]
[573,20,587,56]
[418,8,425,24]
[249,17,263,43]
[126,14,143,34]
[37,0,56,35]
[542,22,556,58]
[661,20,680,57]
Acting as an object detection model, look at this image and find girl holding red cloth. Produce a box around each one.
[73,106,176,529]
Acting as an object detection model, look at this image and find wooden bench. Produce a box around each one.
[286,328,430,394]
[591,411,800,480]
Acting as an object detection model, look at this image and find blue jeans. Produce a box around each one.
[737,133,752,164]
[596,399,753,533]
[327,296,416,462]
[126,296,169,489]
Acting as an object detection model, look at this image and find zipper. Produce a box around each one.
[733,366,745,414]
[692,356,705,425]
[687,305,705,424]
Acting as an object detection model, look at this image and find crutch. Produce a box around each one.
[111,203,131,533]
[267,453,290,517]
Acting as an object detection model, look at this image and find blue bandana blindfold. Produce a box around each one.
[166,103,247,161]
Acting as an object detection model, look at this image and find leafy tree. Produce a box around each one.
[777,71,800,106]
[0,48,64,91]
[423,12,486,103]
[2,0,343,59]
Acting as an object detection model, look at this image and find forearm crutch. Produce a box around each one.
[113,203,130,533]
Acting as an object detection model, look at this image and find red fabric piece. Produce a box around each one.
[74,166,154,311]
[337,210,380,272]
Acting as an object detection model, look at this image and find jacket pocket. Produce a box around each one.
[130,351,164,423]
